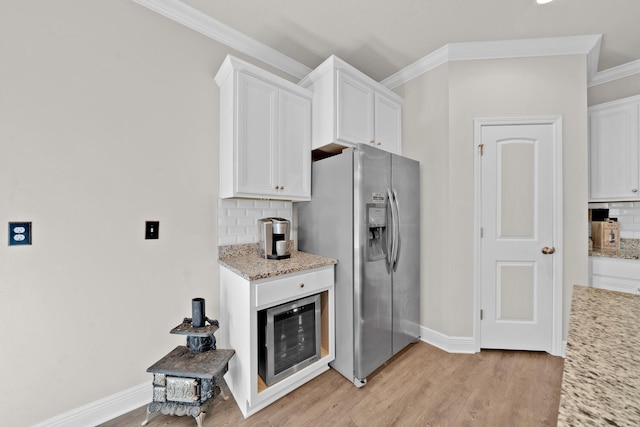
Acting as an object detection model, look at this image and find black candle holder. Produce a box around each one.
[170,298,219,352]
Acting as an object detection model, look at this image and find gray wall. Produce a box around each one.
[0,1,266,424]
[401,55,589,339]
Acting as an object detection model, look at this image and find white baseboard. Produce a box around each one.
[420,325,477,354]
[420,325,569,358]
[34,382,151,427]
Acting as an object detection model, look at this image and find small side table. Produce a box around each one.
[142,346,235,427]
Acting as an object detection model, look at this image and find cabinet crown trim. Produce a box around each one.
[215,55,312,99]
[589,93,640,111]
[299,55,403,104]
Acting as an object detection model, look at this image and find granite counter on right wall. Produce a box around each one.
[589,238,640,259]
[558,285,640,426]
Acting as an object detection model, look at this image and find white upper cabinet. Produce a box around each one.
[300,56,403,155]
[215,55,312,201]
[589,95,640,202]
[336,70,374,145]
[374,91,403,154]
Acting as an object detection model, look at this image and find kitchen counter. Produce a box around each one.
[218,243,337,281]
[558,285,640,426]
[589,238,640,260]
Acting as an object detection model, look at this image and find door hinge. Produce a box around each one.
[480,309,484,320]
[478,144,484,156]
[480,227,484,238]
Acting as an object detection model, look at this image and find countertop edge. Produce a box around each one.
[219,246,337,282]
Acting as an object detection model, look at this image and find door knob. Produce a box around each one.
[541,246,555,255]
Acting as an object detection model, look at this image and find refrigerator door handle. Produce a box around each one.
[386,189,395,267]
[391,189,400,271]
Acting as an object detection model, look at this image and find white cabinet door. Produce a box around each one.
[278,90,311,200]
[374,92,402,154]
[237,72,278,197]
[216,55,312,201]
[589,257,640,295]
[589,98,640,201]
[336,70,374,145]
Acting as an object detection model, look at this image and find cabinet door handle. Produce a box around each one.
[299,283,304,288]
[377,141,382,146]
[632,189,638,193]
[369,140,375,145]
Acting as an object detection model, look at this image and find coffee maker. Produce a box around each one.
[258,217,291,259]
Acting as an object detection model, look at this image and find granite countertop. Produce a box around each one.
[558,285,640,426]
[589,238,640,260]
[218,243,337,281]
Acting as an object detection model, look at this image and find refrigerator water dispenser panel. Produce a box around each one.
[367,204,387,261]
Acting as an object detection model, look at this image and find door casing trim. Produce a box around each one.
[473,116,564,356]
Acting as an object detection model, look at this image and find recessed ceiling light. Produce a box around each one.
[536,0,555,4]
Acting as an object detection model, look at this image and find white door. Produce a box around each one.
[478,121,560,353]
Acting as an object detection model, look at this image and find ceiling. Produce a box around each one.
[175,0,640,83]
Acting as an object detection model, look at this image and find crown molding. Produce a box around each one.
[589,59,640,87]
[381,35,603,89]
[130,0,312,79]
[130,3,638,89]
[379,46,450,90]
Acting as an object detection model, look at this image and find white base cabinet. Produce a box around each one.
[215,55,312,201]
[300,55,403,155]
[589,95,640,201]
[219,266,335,417]
[589,257,640,295]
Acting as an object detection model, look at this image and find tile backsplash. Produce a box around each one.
[217,199,293,246]
[589,201,640,239]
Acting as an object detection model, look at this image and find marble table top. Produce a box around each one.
[558,285,640,426]
[218,243,337,281]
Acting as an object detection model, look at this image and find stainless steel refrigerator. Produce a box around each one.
[297,143,420,387]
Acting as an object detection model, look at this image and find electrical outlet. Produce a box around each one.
[9,222,32,246]
[145,221,159,239]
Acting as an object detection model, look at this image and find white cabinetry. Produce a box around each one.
[215,55,312,201]
[589,257,640,295]
[300,55,403,155]
[589,95,640,201]
[219,266,335,417]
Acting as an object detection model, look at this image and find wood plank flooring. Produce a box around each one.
[101,342,564,427]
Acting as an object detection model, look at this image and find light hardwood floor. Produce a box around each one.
[102,342,564,426]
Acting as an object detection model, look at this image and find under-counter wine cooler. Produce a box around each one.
[258,294,321,386]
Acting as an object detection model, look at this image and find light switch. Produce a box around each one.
[145,221,159,239]
[9,222,32,246]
